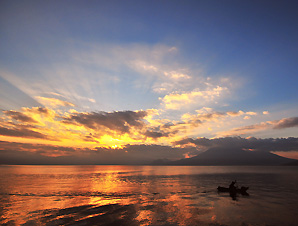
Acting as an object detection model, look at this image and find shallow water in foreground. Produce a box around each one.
[0,165,298,226]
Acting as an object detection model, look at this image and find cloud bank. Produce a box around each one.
[175,136,298,152]
[219,117,298,136]
[0,141,197,165]
[62,110,147,134]
[1,136,298,165]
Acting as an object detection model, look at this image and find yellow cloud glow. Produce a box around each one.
[36,96,75,108]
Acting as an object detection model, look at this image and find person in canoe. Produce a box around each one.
[229,180,237,191]
[217,181,249,197]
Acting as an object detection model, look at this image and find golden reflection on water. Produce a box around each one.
[0,165,217,225]
[1,165,298,225]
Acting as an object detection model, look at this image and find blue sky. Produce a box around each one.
[0,0,298,162]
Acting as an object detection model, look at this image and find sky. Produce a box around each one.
[0,0,298,164]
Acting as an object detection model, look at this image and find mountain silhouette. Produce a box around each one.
[283,160,298,166]
[167,147,294,165]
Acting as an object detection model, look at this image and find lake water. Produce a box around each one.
[0,165,298,226]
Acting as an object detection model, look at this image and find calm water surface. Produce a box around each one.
[0,165,297,226]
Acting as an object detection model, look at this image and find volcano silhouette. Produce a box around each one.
[168,147,294,165]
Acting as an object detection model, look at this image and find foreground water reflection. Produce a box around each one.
[0,165,297,225]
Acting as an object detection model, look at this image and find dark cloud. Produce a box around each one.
[0,141,76,153]
[175,137,298,152]
[273,117,298,129]
[36,107,49,114]
[142,124,176,139]
[143,130,168,139]
[83,133,100,143]
[0,123,59,141]
[3,110,38,123]
[0,141,80,165]
[0,141,198,165]
[1,137,297,165]
[113,144,198,163]
[63,110,147,134]
[158,123,180,136]
[0,125,50,139]
[220,116,298,136]
[25,107,50,115]
[198,112,225,120]
[162,122,175,128]
[174,137,212,147]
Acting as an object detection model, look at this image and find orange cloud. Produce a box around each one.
[0,107,172,148]
[273,117,298,129]
[1,104,296,152]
